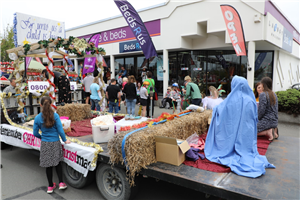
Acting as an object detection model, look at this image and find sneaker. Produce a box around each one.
[47,183,57,193]
[59,182,67,190]
[125,115,130,120]
[134,116,141,120]
[130,115,135,120]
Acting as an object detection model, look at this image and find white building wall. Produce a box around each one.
[66,0,300,92]
[273,48,300,91]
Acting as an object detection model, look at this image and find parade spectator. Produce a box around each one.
[140,81,149,117]
[183,76,202,106]
[143,71,155,117]
[136,82,142,104]
[3,77,17,107]
[170,83,182,113]
[160,87,172,108]
[141,66,148,82]
[82,73,94,104]
[254,82,263,102]
[119,66,127,78]
[90,77,101,111]
[106,78,121,113]
[257,77,279,140]
[123,76,137,118]
[122,77,128,90]
[33,96,71,194]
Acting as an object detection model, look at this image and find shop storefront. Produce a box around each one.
[67,0,300,96]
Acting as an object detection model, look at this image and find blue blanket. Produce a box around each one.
[204,76,275,178]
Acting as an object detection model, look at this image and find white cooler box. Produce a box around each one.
[91,123,114,143]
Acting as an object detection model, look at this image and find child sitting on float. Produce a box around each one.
[202,86,224,110]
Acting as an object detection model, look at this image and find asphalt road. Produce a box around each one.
[1,106,299,200]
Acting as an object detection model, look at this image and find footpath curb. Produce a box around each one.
[278,112,300,125]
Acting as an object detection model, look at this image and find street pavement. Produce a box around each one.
[1,105,299,200]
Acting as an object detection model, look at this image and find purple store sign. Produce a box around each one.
[80,19,160,46]
[265,0,300,44]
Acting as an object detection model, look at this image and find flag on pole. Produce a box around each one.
[114,0,157,59]
[25,57,32,70]
[83,34,100,75]
[220,5,247,56]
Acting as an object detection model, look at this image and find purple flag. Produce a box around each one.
[25,57,32,70]
[114,0,157,59]
[83,34,100,75]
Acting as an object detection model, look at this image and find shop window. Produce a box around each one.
[125,57,134,76]
[115,58,124,77]
[149,55,163,96]
[168,52,178,86]
[254,52,273,86]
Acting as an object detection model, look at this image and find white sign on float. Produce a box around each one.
[28,81,49,93]
[70,82,77,91]
[14,12,65,46]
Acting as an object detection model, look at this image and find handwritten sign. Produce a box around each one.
[70,82,77,91]
[15,12,65,46]
[28,81,49,93]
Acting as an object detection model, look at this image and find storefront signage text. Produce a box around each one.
[119,40,142,53]
[80,20,160,46]
[265,12,293,53]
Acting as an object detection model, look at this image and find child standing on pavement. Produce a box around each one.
[140,81,150,117]
[33,96,71,194]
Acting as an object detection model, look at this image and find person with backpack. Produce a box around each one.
[143,71,155,118]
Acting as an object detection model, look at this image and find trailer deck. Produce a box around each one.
[76,135,299,200]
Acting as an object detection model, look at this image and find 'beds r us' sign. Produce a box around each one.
[220,5,247,56]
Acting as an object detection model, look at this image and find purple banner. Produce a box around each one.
[83,34,100,75]
[114,0,157,59]
[25,57,32,70]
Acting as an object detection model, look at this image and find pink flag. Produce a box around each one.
[25,57,33,70]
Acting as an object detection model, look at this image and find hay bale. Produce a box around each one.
[108,110,212,186]
[57,104,91,121]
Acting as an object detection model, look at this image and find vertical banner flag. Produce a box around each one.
[220,5,247,56]
[83,34,100,75]
[255,52,267,71]
[114,0,158,59]
[25,57,33,70]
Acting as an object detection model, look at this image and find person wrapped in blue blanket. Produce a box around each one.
[204,76,275,178]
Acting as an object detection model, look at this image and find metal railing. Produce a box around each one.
[1,89,84,116]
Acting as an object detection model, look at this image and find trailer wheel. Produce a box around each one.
[96,164,138,200]
[1,142,10,150]
[62,162,95,188]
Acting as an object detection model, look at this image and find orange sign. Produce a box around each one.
[221,5,247,56]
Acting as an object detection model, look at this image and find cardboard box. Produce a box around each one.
[155,136,190,166]
[91,121,114,143]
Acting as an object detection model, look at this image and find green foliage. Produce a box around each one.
[276,89,300,116]
[0,24,15,61]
